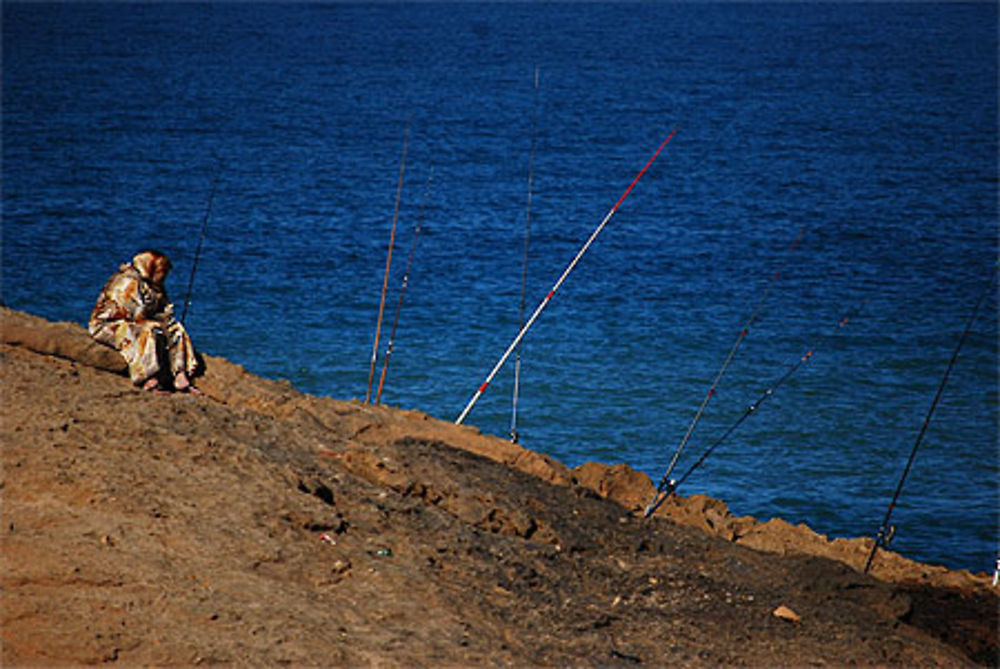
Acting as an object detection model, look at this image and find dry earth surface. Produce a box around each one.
[2,307,997,665]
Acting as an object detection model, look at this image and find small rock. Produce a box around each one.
[772,605,801,623]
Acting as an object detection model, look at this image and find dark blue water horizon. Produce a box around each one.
[4,2,997,573]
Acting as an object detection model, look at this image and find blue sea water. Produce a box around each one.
[3,2,997,573]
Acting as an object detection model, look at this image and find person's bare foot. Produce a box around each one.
[142,377,167,394]
[174,372,201,394]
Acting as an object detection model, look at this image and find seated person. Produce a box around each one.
[89,249,200,393]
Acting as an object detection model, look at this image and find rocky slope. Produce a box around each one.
[2,307,996,665]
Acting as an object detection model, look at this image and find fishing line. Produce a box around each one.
[510,67,541,443]
[643,87,798,490]
[455,127,678,426]
[650,228,805,503]
[366,123,410,404]
[375,167,434,405]
[181,163,222,324]
[863,263,998,574]
[676,81,760,190]
[644,302,866,518]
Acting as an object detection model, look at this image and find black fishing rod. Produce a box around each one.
[651,228,805,493]
[375,167,433,405]
[366,123,410,404]
[511,67,541,444]
[863,264,998,574]
[644,305,864,518]
[181,164,222,324]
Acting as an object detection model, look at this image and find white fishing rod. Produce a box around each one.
[456,127,678,426]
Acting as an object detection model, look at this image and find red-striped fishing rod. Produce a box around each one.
[181,163,222,325]
[375,167,434,405]
[864,263,998,574]
[455,127,678,426]
[649,228,805,503]
[366,124,410,404]
[510,67,541,443]
[644,304,864,518]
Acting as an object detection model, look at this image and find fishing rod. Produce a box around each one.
[366,124,410,404]
[510,67,541,443]
[375,167,434,405]
[181,164,222,324]
[455,127,678,426]
[650,227,805,495]
[863,263,998,574]
[644,304,864,518]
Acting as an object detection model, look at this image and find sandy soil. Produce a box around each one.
[2,307,996,665]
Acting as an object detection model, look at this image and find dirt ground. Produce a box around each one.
[2,307,997,666]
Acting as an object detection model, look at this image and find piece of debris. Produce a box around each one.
[773,605,801,623]
[610,648,641,663]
